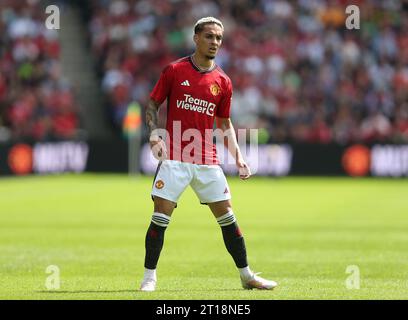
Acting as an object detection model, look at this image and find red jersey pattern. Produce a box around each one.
[150,56,232,164]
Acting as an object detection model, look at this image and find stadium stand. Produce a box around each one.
[1,0,408,144]
[0,0,83,142]
[86,0,408,144]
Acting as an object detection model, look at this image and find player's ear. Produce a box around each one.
[193,33,198,44]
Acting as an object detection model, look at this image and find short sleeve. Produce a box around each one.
[216,78,232,118]
[150,64,174,104]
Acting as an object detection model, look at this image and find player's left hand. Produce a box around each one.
[237,160,251,180]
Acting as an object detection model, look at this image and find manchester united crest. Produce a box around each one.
[155,180,164,189]
[210,83,221,96]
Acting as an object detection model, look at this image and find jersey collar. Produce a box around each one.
[189,55,217,74]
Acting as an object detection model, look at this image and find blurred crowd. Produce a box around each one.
[88,0,408,144]
[1,0,408,144]
[0,0,81,142]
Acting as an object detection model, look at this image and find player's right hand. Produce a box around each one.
[150,135,167,161]
[237,160,251,180]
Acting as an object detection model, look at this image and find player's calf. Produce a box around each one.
[217,211,278,290]
[217,211,256,283]
[140,212,171,291]
[217,211,249,269]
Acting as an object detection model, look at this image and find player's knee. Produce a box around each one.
[209,200,232,218]
[153,196,176,216]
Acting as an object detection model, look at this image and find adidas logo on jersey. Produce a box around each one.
[181,80,190,86]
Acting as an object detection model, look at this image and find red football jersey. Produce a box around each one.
[150,56,232,164]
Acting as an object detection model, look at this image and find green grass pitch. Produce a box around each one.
[0,174,407,300]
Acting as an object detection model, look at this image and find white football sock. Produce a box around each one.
[239,266,254,280]
[144,268,157,281]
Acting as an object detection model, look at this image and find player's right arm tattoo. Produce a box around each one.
[145,99,161,135]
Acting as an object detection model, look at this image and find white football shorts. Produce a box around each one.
[151,160,231,204]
